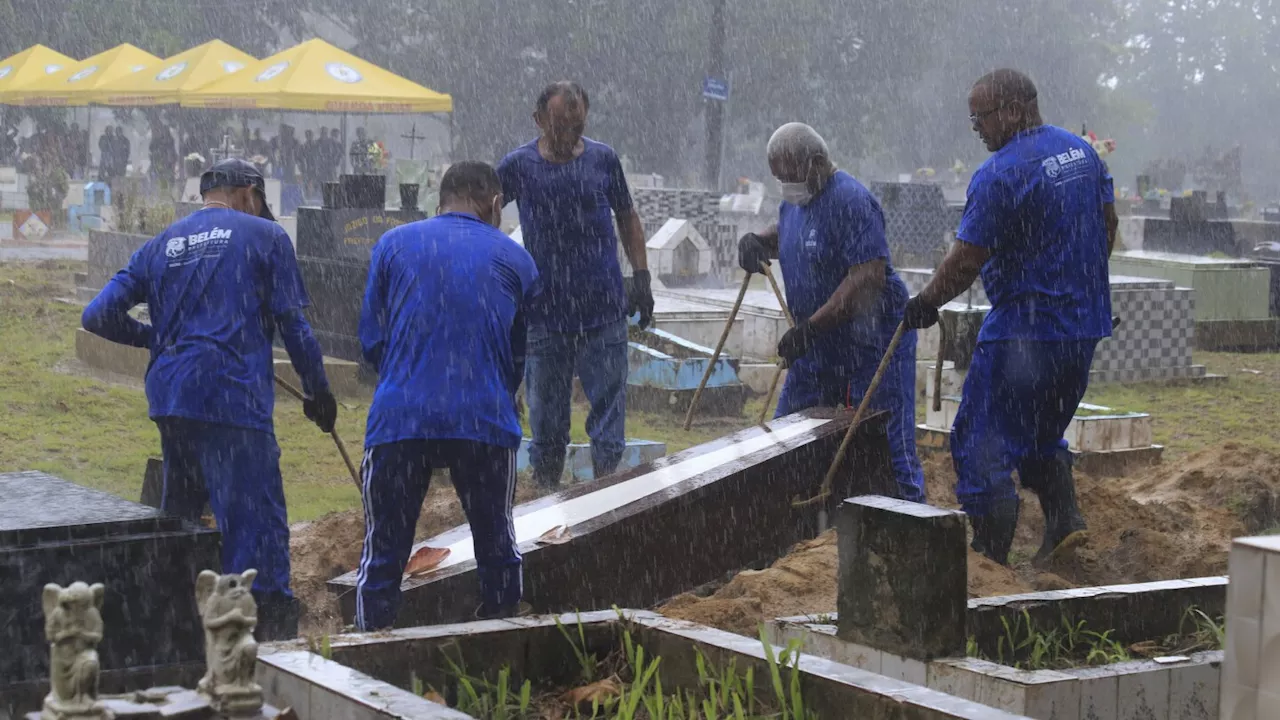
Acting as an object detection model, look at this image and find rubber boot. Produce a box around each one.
[254,595,300,642]
[969,497,1020,566]
[533,456,565,490]
[1030,451,1088,568]
[592,456,620,482]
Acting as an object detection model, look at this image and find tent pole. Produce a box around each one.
[85,106,93,179]
[448,111,454,164]
[341,112,348,175]
[174,106,183,201]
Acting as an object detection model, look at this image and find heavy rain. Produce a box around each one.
[0,2,1277,718]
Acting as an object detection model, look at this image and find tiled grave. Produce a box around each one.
[1110,250,1280,351]
[1219,536,1280,719]
[328,408,900,627]
[900,269,1210,384]
[1109,251,1270,322]
[0,471,220,716]
[259,609,1030,719]
[870,181,957,267]
[765,496,1229,719]
[633,187,739,281]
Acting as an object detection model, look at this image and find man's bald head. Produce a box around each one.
[767,122,829,168]
[968,69,1043,152]
[974,69,1038,106]
[766,123,835,201]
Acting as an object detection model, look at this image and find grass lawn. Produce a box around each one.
[0,260,766,522]
[1085,353,1280,459]
[5,259,1275,521]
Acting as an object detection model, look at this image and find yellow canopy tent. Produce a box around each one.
[7,44,160,106]
[180,38,452,113]
[92,40,256,106]
[0,45,76,102]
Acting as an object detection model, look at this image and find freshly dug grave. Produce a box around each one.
[295,444,1272,638]
[664,446,1266,636]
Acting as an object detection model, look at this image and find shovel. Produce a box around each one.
[682,271,752,431]
[273,374,362,491]
[756,261,795,424]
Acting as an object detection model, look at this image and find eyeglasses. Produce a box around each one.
[969,105,1005,126]
[969,93,1036,126]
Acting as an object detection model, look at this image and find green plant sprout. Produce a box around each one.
[428,615,817,719]
[976,606,1222,670]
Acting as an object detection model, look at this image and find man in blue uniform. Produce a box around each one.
[737,123,925,503]
[497,81,652,487]
[355,162,540,629]
[904,70,1118,567]
[82,158,335,640]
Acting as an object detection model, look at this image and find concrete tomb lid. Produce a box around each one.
[0,471,181,546]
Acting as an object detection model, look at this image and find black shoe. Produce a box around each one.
[969,497,1020,566]
[1028,451,1088,568]
[255,595,301,642]
[474,600,533,620]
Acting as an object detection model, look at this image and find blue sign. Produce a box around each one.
[702,77,730,101]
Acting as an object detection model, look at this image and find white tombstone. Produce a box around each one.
[647,218,712,285]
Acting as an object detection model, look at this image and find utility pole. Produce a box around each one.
[704,0,726,191]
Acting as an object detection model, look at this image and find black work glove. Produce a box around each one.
[303,389,338,433]
[903,295,940,330]
[777,319,820,364]
[737,232,771,274]
[625,269,655,330]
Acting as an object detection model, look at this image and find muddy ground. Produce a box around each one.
[292,443,1272,637]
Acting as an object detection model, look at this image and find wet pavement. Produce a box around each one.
[0,233,89,262]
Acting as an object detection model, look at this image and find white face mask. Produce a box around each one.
[781,182,813,206]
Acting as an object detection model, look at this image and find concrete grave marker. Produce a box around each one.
[837,495,968,660]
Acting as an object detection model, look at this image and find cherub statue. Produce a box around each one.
[41,582,107,720]
[195,569,263,715]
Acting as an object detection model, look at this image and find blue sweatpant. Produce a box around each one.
[156,417,292,599]
[951,339,1099,516]
[355,439,520,631]
[775,330,925,503]
[526,320,629,479]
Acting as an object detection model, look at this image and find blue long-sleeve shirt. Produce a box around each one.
[360,212,539,449]
[81,208,328,433]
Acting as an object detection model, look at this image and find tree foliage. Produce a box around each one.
[6,0,1280,194]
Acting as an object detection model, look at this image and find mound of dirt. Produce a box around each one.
[666,443,1266,637]
[659,531,1034,637]
[1121,442,1280,534]
[291,510,366,634]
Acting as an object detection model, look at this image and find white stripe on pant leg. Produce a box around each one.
[505,448,517,550]
[355,447,375,629]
